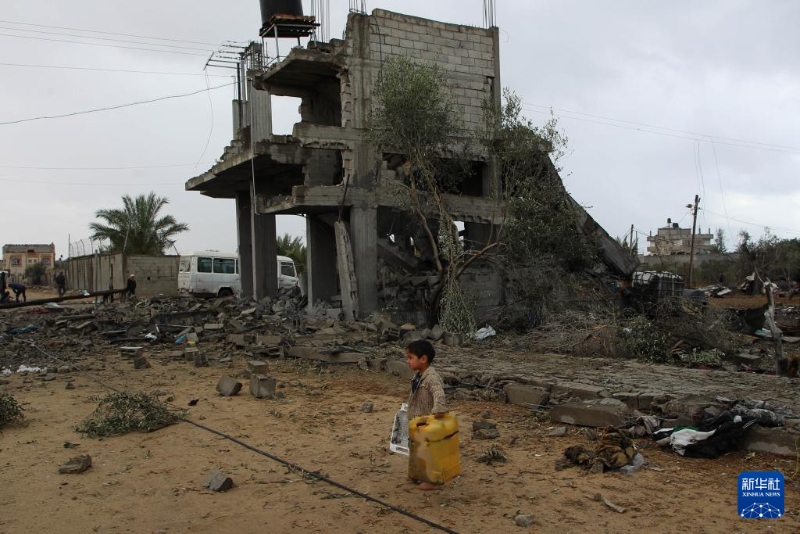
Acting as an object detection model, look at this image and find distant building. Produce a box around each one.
[646,219,713,256]
[1,243,56,283]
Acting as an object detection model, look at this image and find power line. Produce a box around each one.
[0,19,222,47]
[0,32,210,57]
[0,82,234,126]
[0,162,213,170]
[0,25,216,52]
[700,208,800,237]
[522,104,800,154]
[0,177,184,187]
[0,61,231,77]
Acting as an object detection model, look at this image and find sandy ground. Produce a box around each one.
[1,350,798,534]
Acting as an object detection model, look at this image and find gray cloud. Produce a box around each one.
[1,0,797,261]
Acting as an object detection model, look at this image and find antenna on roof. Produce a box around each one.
[483,0,497,28]
[311,0,331,42]
[349,0,366,14]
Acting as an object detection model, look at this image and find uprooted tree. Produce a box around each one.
[367,56,595,331]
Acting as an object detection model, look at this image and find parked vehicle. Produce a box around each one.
[178,251,297,297]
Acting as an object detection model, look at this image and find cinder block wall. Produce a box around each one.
[342,9,498,133]
[126,255,180,297]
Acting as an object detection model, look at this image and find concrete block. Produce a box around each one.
[227,334,246,347]
[549,399,630,428]
[404,330,423,342]
[247,360,268,375]
[443,332,466,347]
[204,323,224,331]
[249,375,277,399]
[258,335,283,345]
[193,352,209,367]
[119,346,143,358]
[386,359,415,380]
[612,392,640,412]
[216,376,242,397]
[429,325,445,341]
[367,358,386,371]
[504,383,550,409]
[203,470,233,492]
[551,382,606,400]
[742,425,799,457]
[58,454,92,474]
[184,346,199,362]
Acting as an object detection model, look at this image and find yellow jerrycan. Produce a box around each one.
[408,412,460,484]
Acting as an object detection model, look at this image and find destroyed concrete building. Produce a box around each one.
[646,218,714,256]
[186,7,635,321]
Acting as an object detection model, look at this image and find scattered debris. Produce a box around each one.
[361,402,374,413]
[558,428,635,472]
[477,444,507,465]
[203,470,233,492]
[216,376,242,397]
[474,326,496,341]
[514,514,535,527]
[58,454,92,474]
[586,493,626,514]
[249,375,277,399]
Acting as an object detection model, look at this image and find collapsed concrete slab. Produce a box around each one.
[550,399,631,428]
[742,425,800,457]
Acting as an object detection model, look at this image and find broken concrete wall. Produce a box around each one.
[126,255,180,297]
[458,268,503,324]
[66,254,178,296]
[346,10,499,134]
[66,253,124,293]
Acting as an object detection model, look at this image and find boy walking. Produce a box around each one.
[405,340,449,490]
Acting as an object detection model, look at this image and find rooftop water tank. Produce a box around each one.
[259,0,303,26]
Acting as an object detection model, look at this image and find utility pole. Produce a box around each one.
[629,224,635,257]
[687,194,700,288]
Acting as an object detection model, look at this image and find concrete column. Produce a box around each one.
[306,216,338,304]
[236,192,254,298]
[351,207,378,316]
[251,212,278,299]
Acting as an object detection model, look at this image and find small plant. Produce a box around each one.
[0,394,24,427]
[618,315,674,364]
[675,348,725,367]
[477,444,508,465]
[76,392,182,438]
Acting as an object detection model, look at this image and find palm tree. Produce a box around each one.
[89,192,189,255]
[276,233,306,273]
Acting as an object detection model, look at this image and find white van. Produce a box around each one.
[178,251,298,298]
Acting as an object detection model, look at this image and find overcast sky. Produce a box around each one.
[1,0,798,260]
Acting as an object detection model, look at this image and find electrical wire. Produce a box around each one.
[700,209,800,237]
[522,102,800,153]
[194,70,215,167]
[0,32,210,57]
[0,19,221,47]
[709,140,735,243]
[0,61,231,77]
[0,177,184,187]
[0,82,234,126]
[0,25,215,52]
[0,162,214,170]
